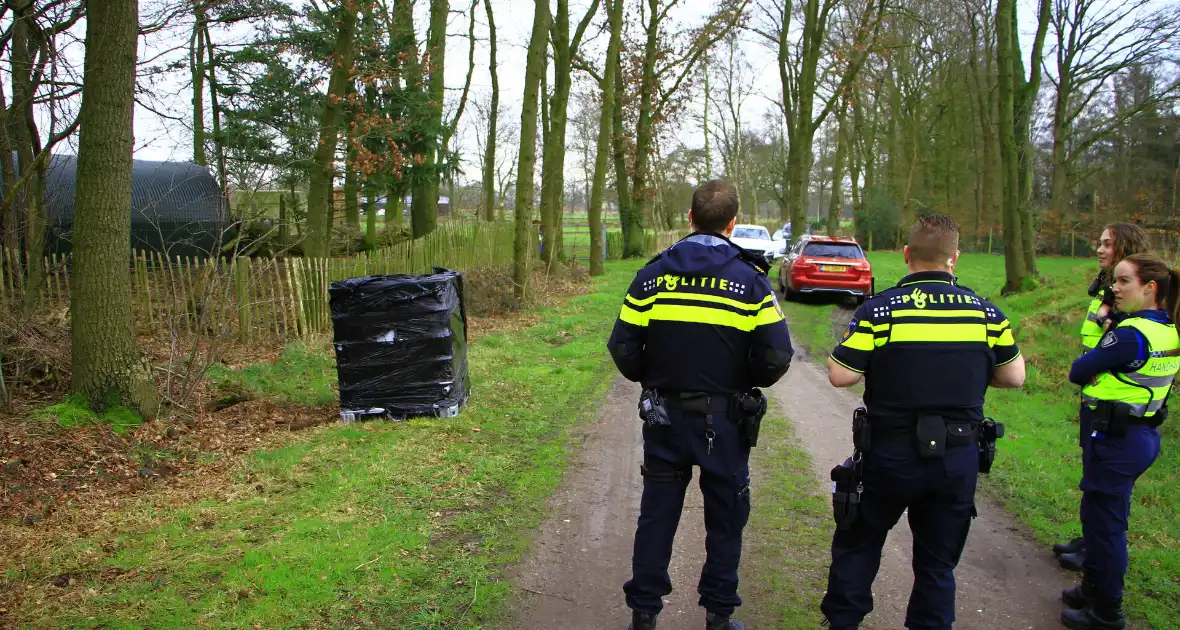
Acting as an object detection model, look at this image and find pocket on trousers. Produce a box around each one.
[734,484,751,530]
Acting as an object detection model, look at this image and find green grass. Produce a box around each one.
[741,404,831,628]
[36,394,145,434]
[207,344,338,406]
[776,252,1179,628]
[6,261,642,629]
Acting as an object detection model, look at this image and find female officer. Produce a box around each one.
[1060,254,1179,630]
[1054,223,1150,571]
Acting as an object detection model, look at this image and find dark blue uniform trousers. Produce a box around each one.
[1078,407,1161,602]
[624,406,751,617]
[821,441,978,630]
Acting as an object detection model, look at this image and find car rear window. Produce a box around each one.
[733,227,769,239]
[803,242,864,259]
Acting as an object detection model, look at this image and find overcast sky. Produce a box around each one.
[124,0,1052,187]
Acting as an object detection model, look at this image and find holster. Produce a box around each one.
[830,456,862,531]
[1090,400,1136,438]
[638,388,671,428]
[977,417,1004,474]
[733,389,768,448]
[852,406,871,452]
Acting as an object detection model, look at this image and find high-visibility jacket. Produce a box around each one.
[1082,316,1180,418]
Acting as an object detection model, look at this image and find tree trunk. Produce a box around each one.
[513,0,550,302]
[481,0,499,222]
[608,3,635,255]
[344,160,360,230]
[410,0,449,239]
[11,5,40,303]
[304,5,357,257]
[703,54,712,179]
[1050,70,1070,232]
[386,184,405,231]
[0,81,17,253]
[191,3,207,165]
[278,191,288,246]
[364,180,378,249]
[1012,0,1049,276]
[628,1,662,258]
[71,0,159,418]
[996,0,1028,292]
[203,23,228,195]
[827,104,847,236]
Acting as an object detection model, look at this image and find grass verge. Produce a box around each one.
[741,404,831,628]
[2,260,641,629]
[777,252,1178,628]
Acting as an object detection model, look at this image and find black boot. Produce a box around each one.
[1061,579,1097,609]
[705,611,746,630]
[628,611,658,630]
[1054,537,1084,556]
[1061,605,1125,630]
[1058,550,1086,572]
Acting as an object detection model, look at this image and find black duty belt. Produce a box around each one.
[661,391,731,413]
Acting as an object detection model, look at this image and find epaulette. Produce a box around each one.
[735,249,770,276]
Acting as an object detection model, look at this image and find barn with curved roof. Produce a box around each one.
[39,155,230,258]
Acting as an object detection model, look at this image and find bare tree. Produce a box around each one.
[1048,0,1180,222]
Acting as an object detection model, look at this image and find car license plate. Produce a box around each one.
[820,265,845,272]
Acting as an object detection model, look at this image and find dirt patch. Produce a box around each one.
[0,398,335,528]
[466,264,592,340]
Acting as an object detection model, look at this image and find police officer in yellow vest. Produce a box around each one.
[1057,223,1150,571]
[1061,254,1180,630]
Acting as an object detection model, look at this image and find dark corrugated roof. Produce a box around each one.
[41,154,228,227]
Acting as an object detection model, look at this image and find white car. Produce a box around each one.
[729,224,784,263]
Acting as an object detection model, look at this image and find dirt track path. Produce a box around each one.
[501,345,1075,630]
[503,376,709,629]
[768,341,1072,630]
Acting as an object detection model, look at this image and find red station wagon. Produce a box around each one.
[778,235,874,303]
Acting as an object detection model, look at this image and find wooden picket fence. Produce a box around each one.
[0,222,685,344]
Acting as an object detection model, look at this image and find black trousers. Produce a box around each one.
[624,406,751,617]
[821,441,979,630]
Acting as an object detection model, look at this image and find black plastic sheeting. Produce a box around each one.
[328,267,470,420]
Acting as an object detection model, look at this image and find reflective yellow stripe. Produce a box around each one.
[891,310,985,319]
[841,331,875,351]
[754,304,785,326]
[870,323,891,332]
[987,320,1011,331]
[991,329,1015,347]
[620,303,649,326]
[644,303,758,330]
[889,322,987,343]
[625,291,770,312]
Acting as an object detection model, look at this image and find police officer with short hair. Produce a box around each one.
[1060,253,1178,630]
[820,215,1027,630]
[608,179,794,630]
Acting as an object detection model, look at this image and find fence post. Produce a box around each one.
[234,257,251,342]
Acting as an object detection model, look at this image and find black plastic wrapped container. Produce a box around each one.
[328,267,470,420]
